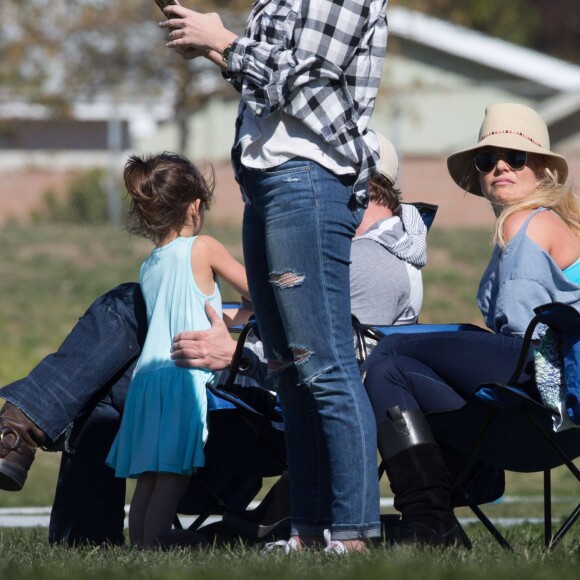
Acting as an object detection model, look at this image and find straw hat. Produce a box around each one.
[447,103,569,196]
[376,132,399,185]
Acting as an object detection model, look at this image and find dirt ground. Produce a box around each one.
[1,155,579,229]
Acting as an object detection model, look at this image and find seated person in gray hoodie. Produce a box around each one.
[350,134,427,326]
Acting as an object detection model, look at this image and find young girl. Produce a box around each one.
[106,151,250,549]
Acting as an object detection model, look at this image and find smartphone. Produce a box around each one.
[154,0,179,15]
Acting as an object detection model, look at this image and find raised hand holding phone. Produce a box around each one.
[159,5,237,55]
[154,0,203,60]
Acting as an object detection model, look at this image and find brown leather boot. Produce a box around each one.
[0,402,46,491]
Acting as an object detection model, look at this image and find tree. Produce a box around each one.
[0,0,248,153]
[391,0,538,46]
[391,0,579,64]
[535,0,580,64]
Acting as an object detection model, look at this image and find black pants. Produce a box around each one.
[362,329,537,425]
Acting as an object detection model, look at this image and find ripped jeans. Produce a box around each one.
[238,158,381,541]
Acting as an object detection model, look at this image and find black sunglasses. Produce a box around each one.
[473,150,528,173]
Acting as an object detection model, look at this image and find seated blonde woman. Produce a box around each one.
[362,103,580,547]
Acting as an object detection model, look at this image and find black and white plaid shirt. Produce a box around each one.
[226,0,388,204]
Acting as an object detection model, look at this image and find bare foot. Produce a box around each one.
[291,535,325,550]
[340,539,369,553]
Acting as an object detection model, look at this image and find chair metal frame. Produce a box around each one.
[426,302,580,549]
[173,317,286,535]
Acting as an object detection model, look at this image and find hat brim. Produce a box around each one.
[447,134,569,196]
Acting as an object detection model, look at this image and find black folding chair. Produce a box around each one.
[426,302,580,549]
[408,201,438,231]
[173,318,287,541]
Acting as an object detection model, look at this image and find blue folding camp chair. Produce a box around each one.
[425,302,580,549]
[353,319,505,547]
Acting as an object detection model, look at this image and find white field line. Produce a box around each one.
[0,496,576,528]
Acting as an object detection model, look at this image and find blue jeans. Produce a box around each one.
[362,330,537,424]
[0,283,146,445]
[49,397,129,545]
[0,283,146,545]
[238,158,381,540]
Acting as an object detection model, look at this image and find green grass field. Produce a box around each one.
[0,222,489,386]
[0,222,578,575]
[0,526,578,580]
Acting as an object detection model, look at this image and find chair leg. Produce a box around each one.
[544,470,551,548]
[172,474,252,533]
[173,515,184,530]
[440,406,513,550]
[187,475,250,532]
[549,503,580,549]
[522,408,580,548]
[459,488,512,551]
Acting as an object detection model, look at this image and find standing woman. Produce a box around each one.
[362,103,580,546]
[160,0,388,551]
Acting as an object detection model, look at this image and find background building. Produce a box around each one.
[1,7,579,227]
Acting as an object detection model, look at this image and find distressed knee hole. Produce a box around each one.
[292,347,311,365]
[270,271,305,289]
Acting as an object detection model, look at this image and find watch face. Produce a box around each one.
[222,44,232,62]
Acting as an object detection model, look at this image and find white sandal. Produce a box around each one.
[263,537,300,554]
[323,529,347,554]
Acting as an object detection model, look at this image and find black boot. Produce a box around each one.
[0,402,47,491]
[377,406,470,549]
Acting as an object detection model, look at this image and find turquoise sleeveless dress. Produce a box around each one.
[106,236,222,478]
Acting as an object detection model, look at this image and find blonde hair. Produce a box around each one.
[494,162,580,247]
